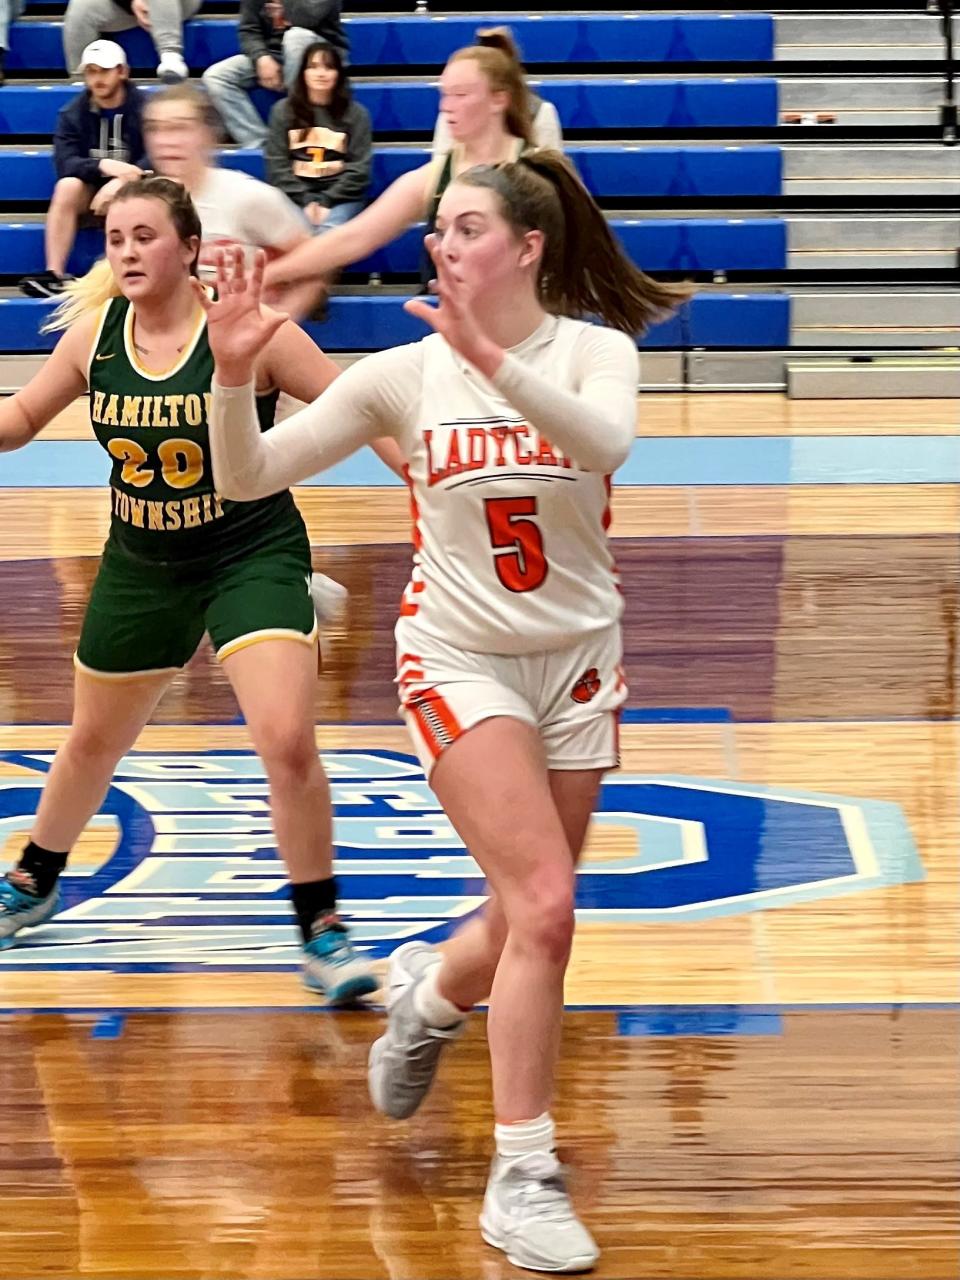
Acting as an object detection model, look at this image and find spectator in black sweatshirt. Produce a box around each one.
[203,0,347,147]
[265,42,370,233]
[20,40,148,298]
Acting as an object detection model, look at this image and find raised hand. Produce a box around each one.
[191,248,288,386]
[403,235,503,379]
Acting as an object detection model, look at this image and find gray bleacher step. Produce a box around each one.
[775,13,958,62]
[791,288,960,348]
[787,355,960,399]
[783,145,960,196]
[779,75,946,126]
[786,214,960,270]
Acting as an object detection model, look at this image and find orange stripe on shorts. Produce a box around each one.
[408,687,462,759]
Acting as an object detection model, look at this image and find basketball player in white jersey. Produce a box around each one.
[200,152,689,1273]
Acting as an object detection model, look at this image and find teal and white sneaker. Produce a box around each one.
[302,915,378,1005]
[0,872,61,950]
[480,1151,600,1273]
[367,941,465,1119]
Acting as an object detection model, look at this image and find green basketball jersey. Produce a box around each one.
[88,295,300,563]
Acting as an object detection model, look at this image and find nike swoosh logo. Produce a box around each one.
[95,353,116,362]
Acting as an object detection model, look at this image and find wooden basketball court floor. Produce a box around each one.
[0,393,957,1279]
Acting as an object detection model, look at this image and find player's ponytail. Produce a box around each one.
[457,150,692,335]
[43,175,202,334]
[41,259,121,334]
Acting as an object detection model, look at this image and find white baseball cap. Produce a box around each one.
[77,40,128,72]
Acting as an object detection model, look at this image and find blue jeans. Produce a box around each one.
[0,0,24,50]
[312,200,364,234]
[202,27,318,147]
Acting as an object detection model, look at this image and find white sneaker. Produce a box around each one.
[310,572,348,626]
[157,51,188,83]
[368,941,465,1118]
[480,1151,599,1273]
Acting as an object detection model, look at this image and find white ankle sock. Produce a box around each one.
[494,1112,556,1163]
[413,962,467,1028]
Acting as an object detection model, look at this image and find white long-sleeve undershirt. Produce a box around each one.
[210,318,639,501]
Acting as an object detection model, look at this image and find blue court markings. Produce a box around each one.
[621,707,732,723]
[6,434,960,489]
[2,1003,956,1038]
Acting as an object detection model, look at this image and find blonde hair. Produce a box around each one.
[146,81,222,137]
[42,259,120,334]
[43,175,202,333]
[447,37,533,145]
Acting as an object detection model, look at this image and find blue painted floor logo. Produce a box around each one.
[0,747,921,970]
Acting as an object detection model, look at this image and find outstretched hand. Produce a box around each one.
[191,248,288,385]
[403,235,504,379]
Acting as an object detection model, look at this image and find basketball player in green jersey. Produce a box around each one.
[0,176,377,1004]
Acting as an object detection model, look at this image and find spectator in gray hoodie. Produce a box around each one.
[265,42,370,233]
[203,0,346,147]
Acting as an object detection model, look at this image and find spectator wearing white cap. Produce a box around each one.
[63,0,200,85]
[19,41,149,297]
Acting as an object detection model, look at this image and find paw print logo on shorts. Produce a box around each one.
[571,667,601,704]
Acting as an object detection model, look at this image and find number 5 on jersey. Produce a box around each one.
[484,496,548,593]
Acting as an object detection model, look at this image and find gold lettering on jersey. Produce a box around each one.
[184,395,203,427]
[167,394,184,426]
[111,486,228,533]
[120,396,141,427]
[93,392,209,431]
[425,424,573,486]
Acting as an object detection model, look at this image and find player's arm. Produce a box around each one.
[0,317,95,453]
[257,316,341,403]
[264,165,430,288]
[258,326,408,479]
[487,327,639,473]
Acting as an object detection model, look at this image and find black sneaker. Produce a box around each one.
[20,271,75,299]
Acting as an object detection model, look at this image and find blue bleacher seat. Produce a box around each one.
[0,145,785,204]
[0,294,790,353]
[6,14,775,72]
[0,78,780,136]
[0,216,788,278]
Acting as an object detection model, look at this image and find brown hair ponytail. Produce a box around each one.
[457,149,693,334]
[43,175,202,332]
[447,36,533,146]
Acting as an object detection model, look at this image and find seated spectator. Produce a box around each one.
[0,0,23,86]
[431,27,562,157]
[203,0,347,147]
[265,42,370,234]
[19,41,147,297]
[264,39,538,296]
[63,0,199,84]
[145,82,322,317]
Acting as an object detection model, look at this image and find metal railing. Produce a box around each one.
[929,0,958,143]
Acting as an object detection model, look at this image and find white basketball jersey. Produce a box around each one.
[398,317,624,655]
